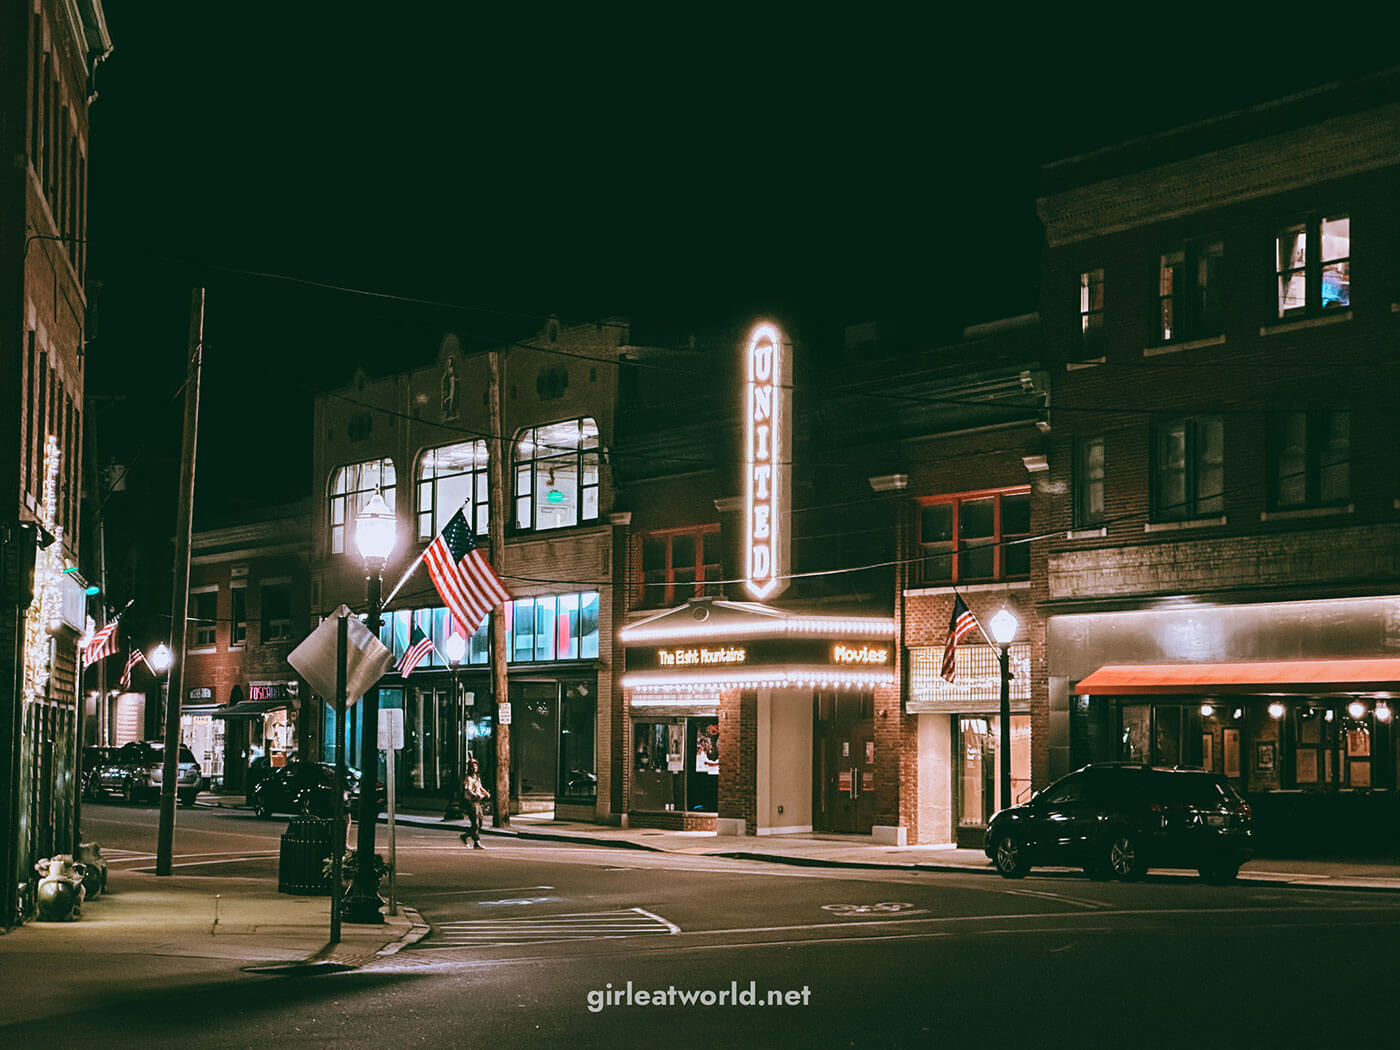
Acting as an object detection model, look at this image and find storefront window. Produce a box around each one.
[957,714,1030,827]
[559,681,596,800]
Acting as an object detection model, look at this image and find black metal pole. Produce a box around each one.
[999,642,1012,810]
[330,613,347,943]
[345,565,384,924]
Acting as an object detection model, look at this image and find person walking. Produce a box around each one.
[459,756,490,849]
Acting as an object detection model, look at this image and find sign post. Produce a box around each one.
[378,707,404,916]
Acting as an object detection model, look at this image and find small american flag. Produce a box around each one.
[423,508,511,634]
[940,594,980,683]
[397,625,434,678]
[119,648,146,690]
[84,621,120,667]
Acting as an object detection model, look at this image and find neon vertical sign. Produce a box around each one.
[744,321,791,600]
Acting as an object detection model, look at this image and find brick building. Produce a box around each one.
[1034,71,1400,850]
[182,501,313,793]
[0,0,111,925]
[311,320,625,821]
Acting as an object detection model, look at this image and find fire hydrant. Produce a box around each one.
[34,856,87,921]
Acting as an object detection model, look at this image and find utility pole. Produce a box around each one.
[156,288,203,876]
[488,348,509,826]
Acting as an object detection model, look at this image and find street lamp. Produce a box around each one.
[989,608,1019,813]
[149,643,174,727]
[346,492,397,925]
[443,631,467,820]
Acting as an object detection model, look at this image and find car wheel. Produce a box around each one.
[1105,832,1144,880]
[1198,861,1240,884]
[993,834,1030,878]
[179,793,196,809]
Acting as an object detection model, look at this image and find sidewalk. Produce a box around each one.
[206,791,1400,891]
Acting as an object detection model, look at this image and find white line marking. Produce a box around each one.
[1003,888,1109,909]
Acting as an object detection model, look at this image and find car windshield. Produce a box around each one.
[140,744,197,764]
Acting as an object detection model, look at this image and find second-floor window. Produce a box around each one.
[1158,240,1223,343]
[1152,416,1224,521]
[514,418,600,532]
[261,583,292,643]
[1080,269,1105,355]
[1270,405,1349,509]
[191,590,217,649]
[1074,436,1106,527]
[418,440,489,541]
[638,525,723,608]
[231,585,247,647]
[1276,214,1349,318]
[919,488,1031,585]
[330,458,396,555]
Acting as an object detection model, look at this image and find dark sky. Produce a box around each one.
[82,9,1398,522]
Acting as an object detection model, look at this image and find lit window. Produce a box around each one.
[417,441,489,540]
[1079,269,1104,355]
[503,592,600,662]
[513,418,600,532]
[329,458,395,555]
[1151,416,1224,521]
[1276,214,1349,318]
[638,526,723,608]
[918,489,1030,585]
[1158,240,1223,342]
[1074,436,1105,527]
[1269,405,1349,509]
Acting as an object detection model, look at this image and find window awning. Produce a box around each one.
[212,700,292,719]
[1076,659,1400,696]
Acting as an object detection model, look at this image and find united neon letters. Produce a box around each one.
[744,322,791,599]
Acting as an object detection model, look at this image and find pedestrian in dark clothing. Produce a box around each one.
[459,757,490,849]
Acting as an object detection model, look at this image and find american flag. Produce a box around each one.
[397,625,434,678]
[84,621,120,667]
[423,508,511,633]
[119,648,146,690]
[940,594,981,683]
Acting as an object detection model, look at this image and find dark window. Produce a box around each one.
[231,587,247,647]
[637,525,723,608]
[191,591,218,649]
[1151,416,1224,521]
[558,681,596,800]
[1276,214,1349,318]
[261,584,292,643]
[918,489,1031,586]
[1074,436,1105,527]
[1158,240,1223,343]
[1269,405,1349,509]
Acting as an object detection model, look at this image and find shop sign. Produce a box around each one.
[657,646,747,668]
[188,687,213,701]
[743,322,792,600]
[249,683,294,701]
[630,638,892,673]
[832,644,889,665]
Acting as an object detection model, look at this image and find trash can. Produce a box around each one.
[278,815,334,895]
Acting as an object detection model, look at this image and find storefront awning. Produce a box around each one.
[1076,659,1400,696]
[212,700,292,719]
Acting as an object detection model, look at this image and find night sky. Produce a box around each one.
[81,10,1396,526]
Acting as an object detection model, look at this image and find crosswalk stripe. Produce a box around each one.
[414,907,677,949]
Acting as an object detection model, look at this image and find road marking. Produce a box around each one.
[412,908,678,949]
[1002,888,1109,909]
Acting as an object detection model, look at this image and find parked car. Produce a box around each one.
[985,762,1253,882]
[88,741,203,807]
[80,746,117,800]
[250,760,384,819]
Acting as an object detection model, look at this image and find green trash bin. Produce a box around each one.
[278,815,334,895]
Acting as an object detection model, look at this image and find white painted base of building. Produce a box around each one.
[871,825,907,846]
[757,824,813,836]
[716,818,747,836]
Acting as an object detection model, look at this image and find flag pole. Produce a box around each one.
[381,544,428,608]
[956,588,999,650]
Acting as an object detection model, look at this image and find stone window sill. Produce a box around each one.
[1143,334,1226,357]
[1260,504,1354,522]
[1259,310,1352,336]
[1144,516,1226,533]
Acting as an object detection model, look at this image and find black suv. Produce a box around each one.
[87,740,203,807]
[985,763,1252,882]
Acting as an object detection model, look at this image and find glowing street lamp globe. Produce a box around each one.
[355,492,398,564]
[149,643,173,674]
[989,608,1019,646]
[445,632,467,665]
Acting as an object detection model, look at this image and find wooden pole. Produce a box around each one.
[155,288,203,876]
[488,348,509,826]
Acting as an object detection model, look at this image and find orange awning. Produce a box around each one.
[1075,659,1400,696]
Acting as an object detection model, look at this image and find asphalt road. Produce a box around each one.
[10,802,1400,1049]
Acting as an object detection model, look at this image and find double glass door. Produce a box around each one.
[407,685,467,793]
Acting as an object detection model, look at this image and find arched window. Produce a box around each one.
[514,418,599,532]
[329,458,395,554]
[417,440,489,540]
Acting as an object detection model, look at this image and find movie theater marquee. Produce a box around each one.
[744,322,792,600]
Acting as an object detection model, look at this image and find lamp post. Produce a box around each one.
[989,608,1019,813]
[345,492,396,925]
[443,631,467,820]
[149,643,173,726]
